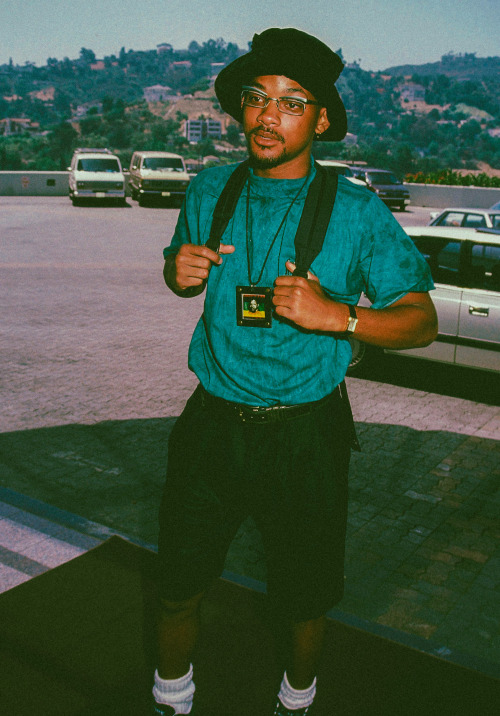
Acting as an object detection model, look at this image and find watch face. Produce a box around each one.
[347,316,358,333]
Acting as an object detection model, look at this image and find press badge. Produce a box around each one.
[236,286,272,328]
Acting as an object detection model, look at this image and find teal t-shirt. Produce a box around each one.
[164,160,434,406]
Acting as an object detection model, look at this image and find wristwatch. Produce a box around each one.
[345,304,358,334]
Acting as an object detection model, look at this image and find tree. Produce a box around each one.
[226,124,241,146]
[48,122,77,168]
[79,48,96,65]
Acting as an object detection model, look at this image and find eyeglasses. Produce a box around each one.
[241,86,321,117]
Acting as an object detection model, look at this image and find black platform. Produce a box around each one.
[0,537,498,715]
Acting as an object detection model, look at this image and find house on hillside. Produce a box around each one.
[397,83,426,102]
[143,85,173,102]
[73,101,103,118]
[157,43,173,55]
[0,117,40,135]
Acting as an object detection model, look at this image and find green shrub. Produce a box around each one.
[405,169,500,187]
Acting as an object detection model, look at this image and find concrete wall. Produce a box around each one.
[405,183,500,209]
[0,171,132,196]
[0,171,70,196]
[1,171,500,208]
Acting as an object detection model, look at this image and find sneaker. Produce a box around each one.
[273,698,312,715]
[152,702,176,715]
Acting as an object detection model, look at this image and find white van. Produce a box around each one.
[68,148,126,205]
[128,151,190,206]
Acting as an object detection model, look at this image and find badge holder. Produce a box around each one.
[236,286,272,328]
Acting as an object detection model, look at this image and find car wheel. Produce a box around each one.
[399,203,405,212]
[346,337,373,375]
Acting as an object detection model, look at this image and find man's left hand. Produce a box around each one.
[273,260,347,332]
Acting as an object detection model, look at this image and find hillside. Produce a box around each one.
[0,44,499,178]
[383,53,500,80]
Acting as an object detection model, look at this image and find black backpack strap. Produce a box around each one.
[205,160,250,252]
[292,163,359,452]
[292,161,338,278]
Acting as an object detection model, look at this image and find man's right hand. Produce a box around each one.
[164,243,235,296]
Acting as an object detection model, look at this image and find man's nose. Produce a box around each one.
[258,99,281,125]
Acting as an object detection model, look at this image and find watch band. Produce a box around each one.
[345,304,358,334]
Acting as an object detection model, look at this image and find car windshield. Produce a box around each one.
[489,213,500,228]
[367,172,400,185]
[77,158,120,172]
[142,158,184,171]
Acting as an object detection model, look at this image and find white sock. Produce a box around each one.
[152,664,195,714]
[278,671,317,711]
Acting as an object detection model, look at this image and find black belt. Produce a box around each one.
[197,385,339,424]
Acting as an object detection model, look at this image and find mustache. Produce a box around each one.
[249,126,285,143]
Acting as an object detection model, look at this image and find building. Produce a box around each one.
[0,117,40,135]
[184,118,222,143]
[157,43,173,55]
[398,83,426,102]
[143,85,173,102]
[73,102,103,118]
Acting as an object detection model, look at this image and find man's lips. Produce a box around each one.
[250,127,284,147]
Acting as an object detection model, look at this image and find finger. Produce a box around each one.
[181,244,220,264]
[284,259,319,282]
[274,274,306,287]
[218,243,236,255]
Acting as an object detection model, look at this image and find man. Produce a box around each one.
[153,28,437,715]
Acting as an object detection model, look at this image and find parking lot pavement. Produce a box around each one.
[0,493,101,594]
[1,198,499,674]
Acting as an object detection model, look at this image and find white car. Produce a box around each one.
[68,148,126,206]
[316,160,367,187]
[349,226,500,374]
[429,207,500,229]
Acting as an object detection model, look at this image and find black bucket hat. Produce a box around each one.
[215,27,347,142]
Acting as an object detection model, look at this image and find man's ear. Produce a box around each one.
[315,107,330,138]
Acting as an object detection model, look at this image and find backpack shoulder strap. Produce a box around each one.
[292,161,338,278]
[206,160,250,252]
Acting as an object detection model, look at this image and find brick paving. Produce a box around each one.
[1,197,499,675]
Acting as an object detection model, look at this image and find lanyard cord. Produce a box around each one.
[245,173,309,286]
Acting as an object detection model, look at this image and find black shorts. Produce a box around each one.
[157,385,351,621]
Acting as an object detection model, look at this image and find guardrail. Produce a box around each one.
[1,171,500,208]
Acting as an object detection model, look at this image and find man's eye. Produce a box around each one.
[282,100,304,111]
[249,94,266,104]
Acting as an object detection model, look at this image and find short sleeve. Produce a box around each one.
[358,195,434,308]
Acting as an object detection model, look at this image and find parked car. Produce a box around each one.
[68,148,125,205]
[316,160,367,186]
[429,207,500,229]
[349,167,410,211]
[348,226,500,375]
[128,151,190,206]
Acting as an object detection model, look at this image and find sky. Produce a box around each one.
[1,0,499,72]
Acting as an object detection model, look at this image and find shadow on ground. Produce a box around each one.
[0,416,499,667]
[351,352,500,406]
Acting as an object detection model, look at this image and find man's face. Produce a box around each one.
[241,74,329,178]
